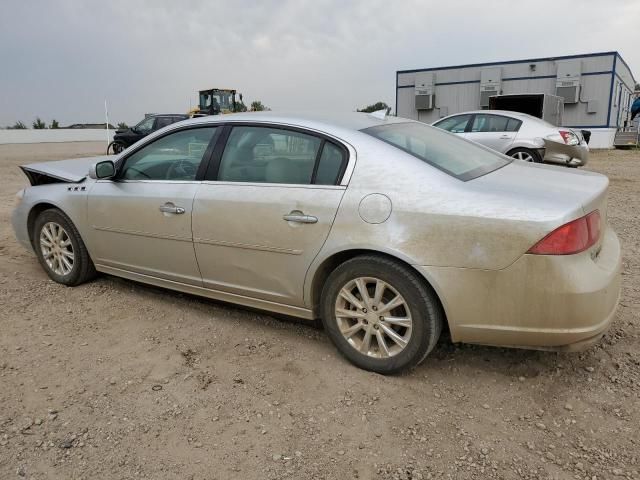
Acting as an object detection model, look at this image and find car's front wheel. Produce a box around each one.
[320,255,443,374]
[33,209,96,286]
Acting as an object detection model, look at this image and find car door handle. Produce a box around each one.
[159,203,185,214]
[500,135,513,139]
[283,211,318,224]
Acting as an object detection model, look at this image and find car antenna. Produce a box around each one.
[368,109,388,120]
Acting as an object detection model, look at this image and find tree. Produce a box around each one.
[250,100,268,111]
[9,121,27,129]
[32,117,46,129]
[50,119,59,129]
[117,122,128,129]
[357,102,390,114]
[235,100,248,112]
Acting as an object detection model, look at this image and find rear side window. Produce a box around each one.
[506,118,522,132]
[154,117,174,130]
[218,126,321,184]
[470,114,510,132]
[362,122,510,181]
[314,142,345,185]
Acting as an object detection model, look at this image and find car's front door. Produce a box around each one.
[464,114,520,153]
[192,125,349,307]
[87,126,219,285]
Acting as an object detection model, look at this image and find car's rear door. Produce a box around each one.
[87,125,219,285]
[464,114,520,153]
[192,124,349,307]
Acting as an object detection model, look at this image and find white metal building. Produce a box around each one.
[396,51,636,148]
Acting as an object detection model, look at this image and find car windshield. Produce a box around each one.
[361,122,511,181]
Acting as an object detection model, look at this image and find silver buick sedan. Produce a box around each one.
[12,112,621,373]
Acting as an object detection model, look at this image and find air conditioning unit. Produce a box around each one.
[480,68,501,108]
[556,60,581,104]
[480,86,499,108]
[415,72,435,110]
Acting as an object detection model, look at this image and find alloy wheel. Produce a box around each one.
[512,151,534,162]
[39,222,74,276]
[335,277,413,358]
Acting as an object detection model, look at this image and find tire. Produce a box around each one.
[33,208,96,286]
[508,147,542,163]
[320,255,443,374]
[108,141,126,155]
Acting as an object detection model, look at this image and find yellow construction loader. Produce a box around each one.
[189,88,244,116]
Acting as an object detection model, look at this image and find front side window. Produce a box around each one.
[218,126,322,184]
[433,114,471,133]
[120,127,217,181]
[362,122,510,181]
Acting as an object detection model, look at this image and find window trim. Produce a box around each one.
[114,125,221,182]
[203,122,349,186]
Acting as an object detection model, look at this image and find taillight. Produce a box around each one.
[528,210,601,255]
[559,130,580,146]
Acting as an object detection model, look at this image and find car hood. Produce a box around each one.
[20,156,115,185]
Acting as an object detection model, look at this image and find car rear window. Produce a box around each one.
[361,122,511,181]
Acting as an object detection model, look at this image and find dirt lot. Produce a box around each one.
[0,143,639,480]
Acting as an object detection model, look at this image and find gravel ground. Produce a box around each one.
[0,143,638,480]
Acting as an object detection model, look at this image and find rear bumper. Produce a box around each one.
[543,139,589,167]
[418,225,621,350]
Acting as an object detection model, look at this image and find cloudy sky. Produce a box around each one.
[1,0,638,126]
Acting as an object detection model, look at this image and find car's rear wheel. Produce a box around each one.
[320,255,443,374]
[508,147,541,163]
[33,209,96,286]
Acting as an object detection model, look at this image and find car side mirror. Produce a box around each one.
[89,160,116,180]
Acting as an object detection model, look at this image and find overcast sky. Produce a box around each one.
[1,0,638,126]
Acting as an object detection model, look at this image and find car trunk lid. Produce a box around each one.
[471,160,609,254]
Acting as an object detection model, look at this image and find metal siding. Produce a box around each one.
[397,53,621,128]
[614,54,636,91]
[397,87,419,120]
[398,51,616,74]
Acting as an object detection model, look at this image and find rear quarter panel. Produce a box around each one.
[306,135,609,306]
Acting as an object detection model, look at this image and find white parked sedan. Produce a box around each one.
[432,110,589,167]
[12,112,619,374]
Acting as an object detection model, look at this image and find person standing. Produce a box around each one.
[632,96,640,121]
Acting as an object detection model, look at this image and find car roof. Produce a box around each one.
[437,110,559,127]
[444,110,535,118]
[176,111,412,133]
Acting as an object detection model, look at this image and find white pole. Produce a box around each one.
[104,99,110,152]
